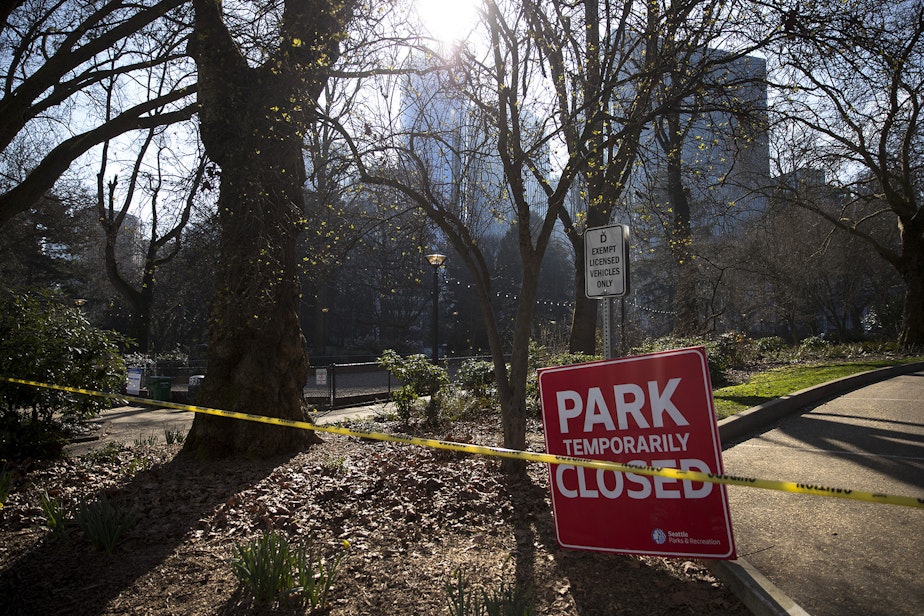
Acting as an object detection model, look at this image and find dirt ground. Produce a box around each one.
[0,414,751,615]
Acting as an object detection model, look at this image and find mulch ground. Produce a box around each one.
[0,416,751,615]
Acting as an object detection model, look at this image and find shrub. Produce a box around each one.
[710,331,754,372]
[525,342,599,416]
[754,336,786,357]
[0,289,126,459]
[73,495,136,552]
[230,531,349,609]
[0,413,68,459]
[457,359,496,399]
[439,385,496,420]
[797,335,830,355]
[377,350,449,425]
[629,335,751,387]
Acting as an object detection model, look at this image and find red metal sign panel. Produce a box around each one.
[538,347,736,559]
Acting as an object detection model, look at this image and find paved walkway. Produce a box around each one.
[65,400,395,456]
[721,370,924,616]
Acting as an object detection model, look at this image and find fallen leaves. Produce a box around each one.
[1,418,748,615]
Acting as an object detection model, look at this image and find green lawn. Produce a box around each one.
[712,358,924,419]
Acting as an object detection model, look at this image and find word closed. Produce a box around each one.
[538,347,736,559]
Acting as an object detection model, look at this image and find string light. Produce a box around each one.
[446,278,574,308]
[444,278,677,314]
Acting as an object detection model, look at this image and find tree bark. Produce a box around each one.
[183,0,348,458]
[666,153,697,335]
[568,250,599,354]
[898,230,924,349]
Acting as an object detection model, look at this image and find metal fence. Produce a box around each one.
[139,356,488,409]
[305,357,485,408]
[304,362,394,409]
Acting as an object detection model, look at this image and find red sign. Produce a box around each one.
[538,347,736,559]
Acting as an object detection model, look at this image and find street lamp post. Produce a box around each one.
[320,307,329,356]
[425,253,447,363]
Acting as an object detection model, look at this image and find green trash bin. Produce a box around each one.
[147,376,173,401]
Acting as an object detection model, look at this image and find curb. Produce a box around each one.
[717,361,924,445]
[708,360,924,616]
[707,558,810,616]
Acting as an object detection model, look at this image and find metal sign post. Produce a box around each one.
[585,224,629,359]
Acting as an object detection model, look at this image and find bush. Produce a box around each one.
[797,335,830,354]
[230,531,349,609]
[439,385,496,420]
[710,331,754,372]
[629,334,751,387]
[525,342,600,416]
[0,413,68,459]
[791,336,902,362]
[377,350,449,425]
[754,336,786,357]
[0,289,126,459]
[457,359,496,399]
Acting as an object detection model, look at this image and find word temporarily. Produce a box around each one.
[562,432,690,456]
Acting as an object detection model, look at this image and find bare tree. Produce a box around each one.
[730,181,903,341]
[760,0,924,347]
[530,0,772,352]
[95,124,206,354]
[0,0,197,227]
[325,0,774,469]
[328,0,565,472]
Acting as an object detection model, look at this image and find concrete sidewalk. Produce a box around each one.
[65,400,396,456]
[715,366,924,616]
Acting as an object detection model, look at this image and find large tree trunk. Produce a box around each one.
[566,0,603,357]
[662,111,698,336]
[898,230,924,349]
[568,264,599,355]
[184,151,317,458]
[183,0,347,458]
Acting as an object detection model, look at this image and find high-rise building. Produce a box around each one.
[400,61,551,243]
[625,50,770,238]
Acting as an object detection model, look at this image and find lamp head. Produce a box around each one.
[425,253,447,267]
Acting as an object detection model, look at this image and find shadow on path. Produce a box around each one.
[772,412,924,490]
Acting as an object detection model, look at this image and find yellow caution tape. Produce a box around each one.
[3,376,923,509]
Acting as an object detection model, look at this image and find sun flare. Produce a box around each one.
[416,0,481,44]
